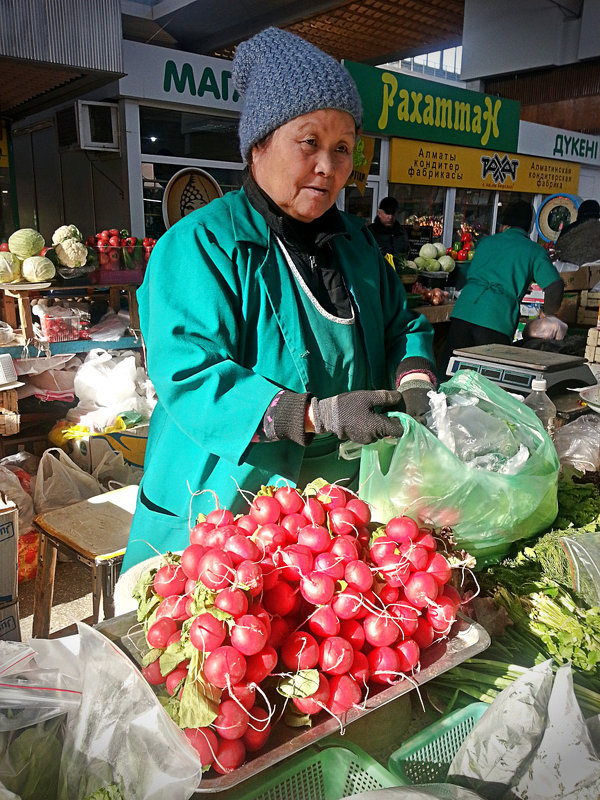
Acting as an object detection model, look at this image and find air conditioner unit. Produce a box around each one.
[56,100,120,152]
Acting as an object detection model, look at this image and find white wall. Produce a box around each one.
[11,102,129,241]
[461,0,598,81]
[579,167,600,205]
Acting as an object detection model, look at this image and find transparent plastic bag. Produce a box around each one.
[57,623,201,800]
[0,642,81,800]
[544,532,600,608]
[553,414,600,472]
[359,371,560,566]
[0,628,201,800]
[522,314,568,341]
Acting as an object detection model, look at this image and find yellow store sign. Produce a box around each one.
[390,139,580,194]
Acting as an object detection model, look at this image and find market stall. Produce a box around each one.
[2,358,600,799]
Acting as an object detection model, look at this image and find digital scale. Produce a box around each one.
[447,344,597,396]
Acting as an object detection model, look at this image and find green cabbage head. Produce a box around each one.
[0,252,22,283]
[22,256,56,282]
[8,228,45,259]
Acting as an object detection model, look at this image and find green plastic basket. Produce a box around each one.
[387,702,488,785]
[231,742,400,800]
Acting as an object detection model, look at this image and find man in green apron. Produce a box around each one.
[439,200,563,380]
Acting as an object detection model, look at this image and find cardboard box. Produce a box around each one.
[587,264,600,290]
[562,267,589,291]
[0,497,18,606]
[580,290,600,309]
[67,424,149,473]
[587,329,599,347]
[577,308,599,325]
[555,293,579,324]
[0,601,21,642]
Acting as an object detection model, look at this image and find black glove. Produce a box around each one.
[398,379,432,423]
[310,389,404,444]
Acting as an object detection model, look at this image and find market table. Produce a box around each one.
[32,484,137,638]
[415,301,454,325]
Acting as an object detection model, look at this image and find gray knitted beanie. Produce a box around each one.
[233,27,363,162]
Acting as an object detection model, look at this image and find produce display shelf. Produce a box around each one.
[95,612,490,794]
[0,336,142,358]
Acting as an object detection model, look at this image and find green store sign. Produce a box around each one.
[345,61,520,151]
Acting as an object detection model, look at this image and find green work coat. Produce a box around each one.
[123,189,434,570]
[450,227,560,338]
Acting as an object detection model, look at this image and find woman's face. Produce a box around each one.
[251,109,356,223]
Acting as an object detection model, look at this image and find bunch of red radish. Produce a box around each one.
[137,483,460,776]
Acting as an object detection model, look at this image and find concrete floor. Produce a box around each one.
[19,556,95,640]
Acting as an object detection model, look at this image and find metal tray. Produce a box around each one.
[95,611,490,793]
[579,384,600,413]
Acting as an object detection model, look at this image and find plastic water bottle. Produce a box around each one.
[523,378,557,438]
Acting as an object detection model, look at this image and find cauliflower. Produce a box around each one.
[55,237,88,268]
[52,224,82,246]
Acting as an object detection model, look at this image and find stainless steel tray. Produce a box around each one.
[96,611,490,793]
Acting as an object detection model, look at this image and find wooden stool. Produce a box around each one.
[32,485,138,638]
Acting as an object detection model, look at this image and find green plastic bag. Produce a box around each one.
[359,371,560,567]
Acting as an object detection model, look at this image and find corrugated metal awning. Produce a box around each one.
[0,0,124,120]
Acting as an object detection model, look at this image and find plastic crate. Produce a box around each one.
[387,702,488,785]
[231,742,400,800]
[40,314,80,342]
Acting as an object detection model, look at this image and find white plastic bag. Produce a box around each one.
[448,660,554,796]
[71,349,155,427]
[74,349,139,409]
[92,449,144,490]
[0,467,32,532]
[89,308,130,341]
[511,664,600,799]
[448,661,600,800]
[33,448,103,513]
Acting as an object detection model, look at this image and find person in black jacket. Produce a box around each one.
[368,196,410,258]
[557,199,600,239]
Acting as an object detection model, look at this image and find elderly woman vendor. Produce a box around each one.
[121,27,436,572]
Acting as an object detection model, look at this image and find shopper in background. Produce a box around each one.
[557,198,600,239]
[121,27,436,572]
[367,196,410,259]
[554,198,600,267]
[438,200,563,380]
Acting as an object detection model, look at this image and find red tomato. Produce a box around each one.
[457,249,469,261]
[97,231,110,242]
[108,235,120,247]
[0,243,8,251]
[108,228,119,237]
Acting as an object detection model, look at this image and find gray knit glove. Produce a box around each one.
[310,389,404,444]
[398,379,433,423]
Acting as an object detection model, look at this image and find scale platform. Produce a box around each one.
[447,344,597,394]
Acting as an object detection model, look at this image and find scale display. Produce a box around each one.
[447,344,595,393]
